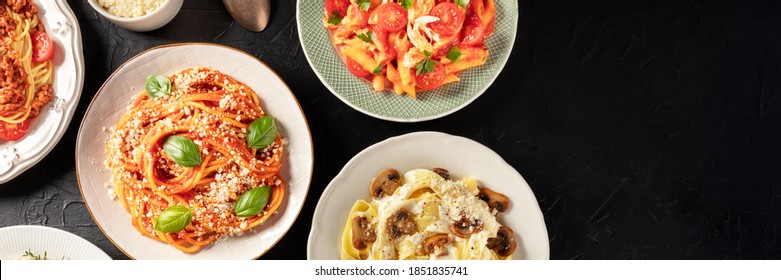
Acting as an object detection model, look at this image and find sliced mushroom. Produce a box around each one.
[487,226,517,257]
[431,167,450,180]
[370,168,401,199]
[351,216,376,250]
[386,208,417,239]
[423,234,450,256]
[478,187,510,213]
[449,215,483,238]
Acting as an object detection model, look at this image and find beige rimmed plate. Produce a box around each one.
[75,43,313,259]
[307,132,549,260]
[0,225,111,260]
[0,0,84,183]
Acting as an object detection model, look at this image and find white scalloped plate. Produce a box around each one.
[76,43,313,259]
[308,132,549,260]
[0,225,111,260]
[0,0,84,183]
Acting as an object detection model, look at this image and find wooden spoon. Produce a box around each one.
[223,0,271,32]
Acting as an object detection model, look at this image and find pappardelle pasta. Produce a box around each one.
[323,0,496,98]
[341,167,516,260]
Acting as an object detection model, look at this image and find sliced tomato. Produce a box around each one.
[461,13,486,46]
[375,3,408,32]
[345,57,370,77]
[32,31,54,63]
[0,120,30,141]
[326,0,350,17]
[415,63,446,91]
[428,3,465,36]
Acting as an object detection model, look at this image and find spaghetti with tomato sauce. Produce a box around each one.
[324,0,495,98]
[106,68,286,253]
[0,0,55,141]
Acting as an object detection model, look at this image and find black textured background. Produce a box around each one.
[1,0,780,259]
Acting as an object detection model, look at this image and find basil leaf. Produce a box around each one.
[455,0,470,8]
[356,31,373,43]
[162,136,203,167]
[446,46,462,63]
[246,116,277,149]
[145,74,171,98]
[154,205,192,233]
[234,186,272,217]
[327,11,343,25]
[372,64,383,75]
[357,0,372,11]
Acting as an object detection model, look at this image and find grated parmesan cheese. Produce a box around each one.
[97,0,166,18]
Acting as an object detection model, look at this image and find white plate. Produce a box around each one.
[0,0,84,183]
[75,43,314,259]
[307,132,549,260]
[0,225,111,260]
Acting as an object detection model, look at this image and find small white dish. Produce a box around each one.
[87,0,183,32]
[0,225,111,260]
[76,43,313,259]
[0,0,84,184]
[307,131,549,260]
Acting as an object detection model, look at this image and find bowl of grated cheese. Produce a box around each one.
[88,0,183,32]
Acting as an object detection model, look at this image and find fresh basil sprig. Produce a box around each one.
[145,74,171,98]
[234,186,272,217]
[163,136,203,167]
[246,116,277,149]
[154,205,192,233]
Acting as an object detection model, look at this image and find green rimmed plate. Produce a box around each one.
[296,0,519,122]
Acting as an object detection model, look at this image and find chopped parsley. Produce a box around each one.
[446,46,462,63]
[455,0,470,8]
[416,50,437,75]
[356,31,374,43]
[372,64,383,75]
[327,11,343,25]
[399,0,413,10]
[357,0,372,11]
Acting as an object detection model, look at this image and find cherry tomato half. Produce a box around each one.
[326,0,350,17]
[376,3,408,33]
[0,120,30,141]
[32,31,54,63]
[415,63,446,91]
[345,57,370,77]
[461,13,486,46]
[428,3,465,36]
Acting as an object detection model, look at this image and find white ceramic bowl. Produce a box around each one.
[76,43,313,259]
[308,132,550,260]
[0,225,111,260]
[87,0,183,32]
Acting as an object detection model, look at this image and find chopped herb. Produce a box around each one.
[357,0,372,11]
[372,64,383,75]
[455,0,470,8]
[446,46,462,63]
[416,50,437,75]
[327,11,343,25]
[399,0,413,10]
[356,31,374,43]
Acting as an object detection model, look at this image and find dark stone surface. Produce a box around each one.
[1,0,779,259]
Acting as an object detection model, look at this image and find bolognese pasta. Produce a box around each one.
[324,0,496,98]
[0,0,55,141]
[106,68,286,253]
